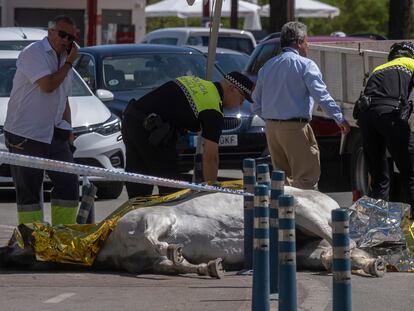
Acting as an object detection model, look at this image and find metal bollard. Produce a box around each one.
[269,170,285,298]
[252,184,270,311]
[332,208,352,311]
[278,195,297,311]
[243,158,256,269]
[256,164,271,190]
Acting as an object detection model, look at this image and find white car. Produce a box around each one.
[0,27,48,50]
[0,50,126,199]
[140,27,257,55]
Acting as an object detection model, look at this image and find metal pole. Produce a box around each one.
[332,208,352,311]
[252,184,270,311]
[269,170,285,298]
[256,164,271,190]
[278,195,297,311]
[243,158,256,269]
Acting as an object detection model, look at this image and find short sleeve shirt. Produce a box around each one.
[4,37,73,144]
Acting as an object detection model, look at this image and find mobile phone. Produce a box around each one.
[67,43,73,54]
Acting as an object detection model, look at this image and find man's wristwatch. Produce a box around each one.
[65,61,73,68]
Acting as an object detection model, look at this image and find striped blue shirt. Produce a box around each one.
[252,47,344,124]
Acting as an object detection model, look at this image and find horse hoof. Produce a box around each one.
[370,258,386,277]
[167,244,184,264]
[320,251,332,272]
[207,258,224,279]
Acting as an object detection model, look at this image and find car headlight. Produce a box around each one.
[251,115,265,127]
[92,114,121,136]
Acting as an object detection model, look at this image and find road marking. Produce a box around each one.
[0,224,15,230]
[44,293,76,304]
[299,277,330,311]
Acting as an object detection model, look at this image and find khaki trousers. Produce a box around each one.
[265,121,320,190]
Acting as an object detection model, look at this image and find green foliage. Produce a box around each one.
[145,0,414,39]
[301,0,389,37]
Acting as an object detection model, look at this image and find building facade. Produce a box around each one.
[0,0,146,46]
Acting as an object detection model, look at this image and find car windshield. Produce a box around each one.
[215,53,249,74]
[102,53,223,91]
[199,36,255,55]
[0,58,91,97]
[245,40,281,75]
[0,40,37,50]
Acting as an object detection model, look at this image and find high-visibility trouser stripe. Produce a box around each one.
[17,203,43,224]
[18,210,43,224]
[51,199,78,225]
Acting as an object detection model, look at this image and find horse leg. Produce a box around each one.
[153,257,224,279]
[320,246,385,277]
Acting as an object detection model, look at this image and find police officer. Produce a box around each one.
[122,72,254,199]
[358,41,414,218]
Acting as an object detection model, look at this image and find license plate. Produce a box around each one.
[219,134,238,146]
[188,134,238,147]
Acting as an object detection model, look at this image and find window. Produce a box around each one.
[246,41,281,75]
[215,53,249,74]
[101,53,223,92]
[74,54,96,91]
[201,36,255,55]
[149,38,179,45]
[0,58,91,97]
[0,40,37,50]
[0,59,16,97]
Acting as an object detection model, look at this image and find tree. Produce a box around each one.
[389,0,413,39]
[302,0,389,37]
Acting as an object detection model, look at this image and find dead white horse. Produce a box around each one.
[96,186,385,278]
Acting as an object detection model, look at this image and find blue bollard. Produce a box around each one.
[256,164,271,190]
[252,184,270,311]
[278,195,297,311]
[269,170,285,298]
[243,158,256,270]
[332,208,352,311]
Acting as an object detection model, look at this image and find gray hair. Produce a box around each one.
[48,15,76,29]
[280,21,307,48]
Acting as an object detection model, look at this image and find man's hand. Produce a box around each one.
[338,120,350,134]
[66,43,78,64]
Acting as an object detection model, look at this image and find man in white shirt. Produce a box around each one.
[4,15,79,225]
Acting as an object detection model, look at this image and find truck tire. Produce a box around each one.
[350,138,369,196]
[95,181,124,200]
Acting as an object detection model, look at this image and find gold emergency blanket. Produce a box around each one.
[10,181,243,266]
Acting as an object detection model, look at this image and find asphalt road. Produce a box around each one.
[0,171,413,311]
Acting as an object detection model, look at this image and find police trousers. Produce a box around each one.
[358,109,414,216]
[121,113,180,199]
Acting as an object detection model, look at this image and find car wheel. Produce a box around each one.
[95,181,124,200]
[350,139,369,196]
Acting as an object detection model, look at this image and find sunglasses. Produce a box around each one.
[51,29,75,42]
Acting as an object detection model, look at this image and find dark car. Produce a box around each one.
[74,44,267,172]
[188,46,249,74]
